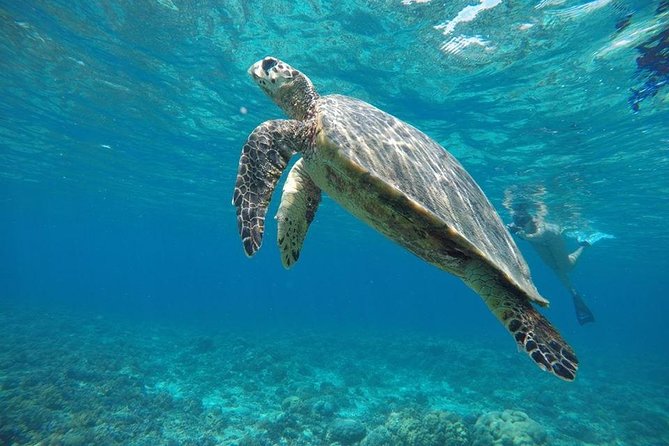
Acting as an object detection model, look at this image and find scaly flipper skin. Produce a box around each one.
[232,119,308,257]
[466,261,579,381]
[276,159,322,268]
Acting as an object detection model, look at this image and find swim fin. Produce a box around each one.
[571,288,595,325]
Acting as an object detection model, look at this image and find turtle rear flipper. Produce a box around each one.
[508,301,579,381]
[276,159,321,268]
[233,119,308,257]
[466,261,578,381]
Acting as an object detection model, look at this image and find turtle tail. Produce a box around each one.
[465,262,579,381]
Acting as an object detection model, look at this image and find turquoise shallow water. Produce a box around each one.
[1,1,668,445]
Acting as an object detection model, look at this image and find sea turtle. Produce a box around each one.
[232,56,578,381]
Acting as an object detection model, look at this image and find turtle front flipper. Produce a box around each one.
[466,261,579,381]
[232,119,309,257]
[276,159,322,268]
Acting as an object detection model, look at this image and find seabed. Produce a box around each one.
[0,306,666,446]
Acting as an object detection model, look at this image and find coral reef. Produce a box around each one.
[327,418,367,444]
[472,410,547,446]
[360,426,393,446]
[0,306,666,446]
[383,409,469,446]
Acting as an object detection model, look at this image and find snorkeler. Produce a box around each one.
[506,203,596,326]
[625,1,669,111]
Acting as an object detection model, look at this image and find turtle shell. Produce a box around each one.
[312,94,546,305]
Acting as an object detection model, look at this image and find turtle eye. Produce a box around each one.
[262,58,278,73]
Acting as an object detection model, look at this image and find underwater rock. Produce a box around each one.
[281,395,304,413]
[183,397,204,416]
[472,410,548,446]
[360,426,392,446]
[253,410,306,443]
[327,418,367,445]
[204,407,228,431]
[312,396,338,418]
[384,409,469,446]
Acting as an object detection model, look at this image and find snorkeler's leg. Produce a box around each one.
[568,246,586,267]
[556,272,594,325]
[570,287,595,325]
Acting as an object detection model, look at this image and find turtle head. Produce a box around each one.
[248,57,318,120]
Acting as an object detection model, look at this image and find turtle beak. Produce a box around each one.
[248,60,263,79]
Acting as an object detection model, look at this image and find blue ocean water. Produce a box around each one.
[1,1,668,445]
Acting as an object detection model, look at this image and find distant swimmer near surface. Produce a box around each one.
[506,201,610,326]
[233,56,579,381]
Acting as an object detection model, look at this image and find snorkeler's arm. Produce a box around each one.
[521,223,546,242]
[507,222,521,234]
[536,201,548,222]
[509,226,540,243]
[507,222,530,240]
